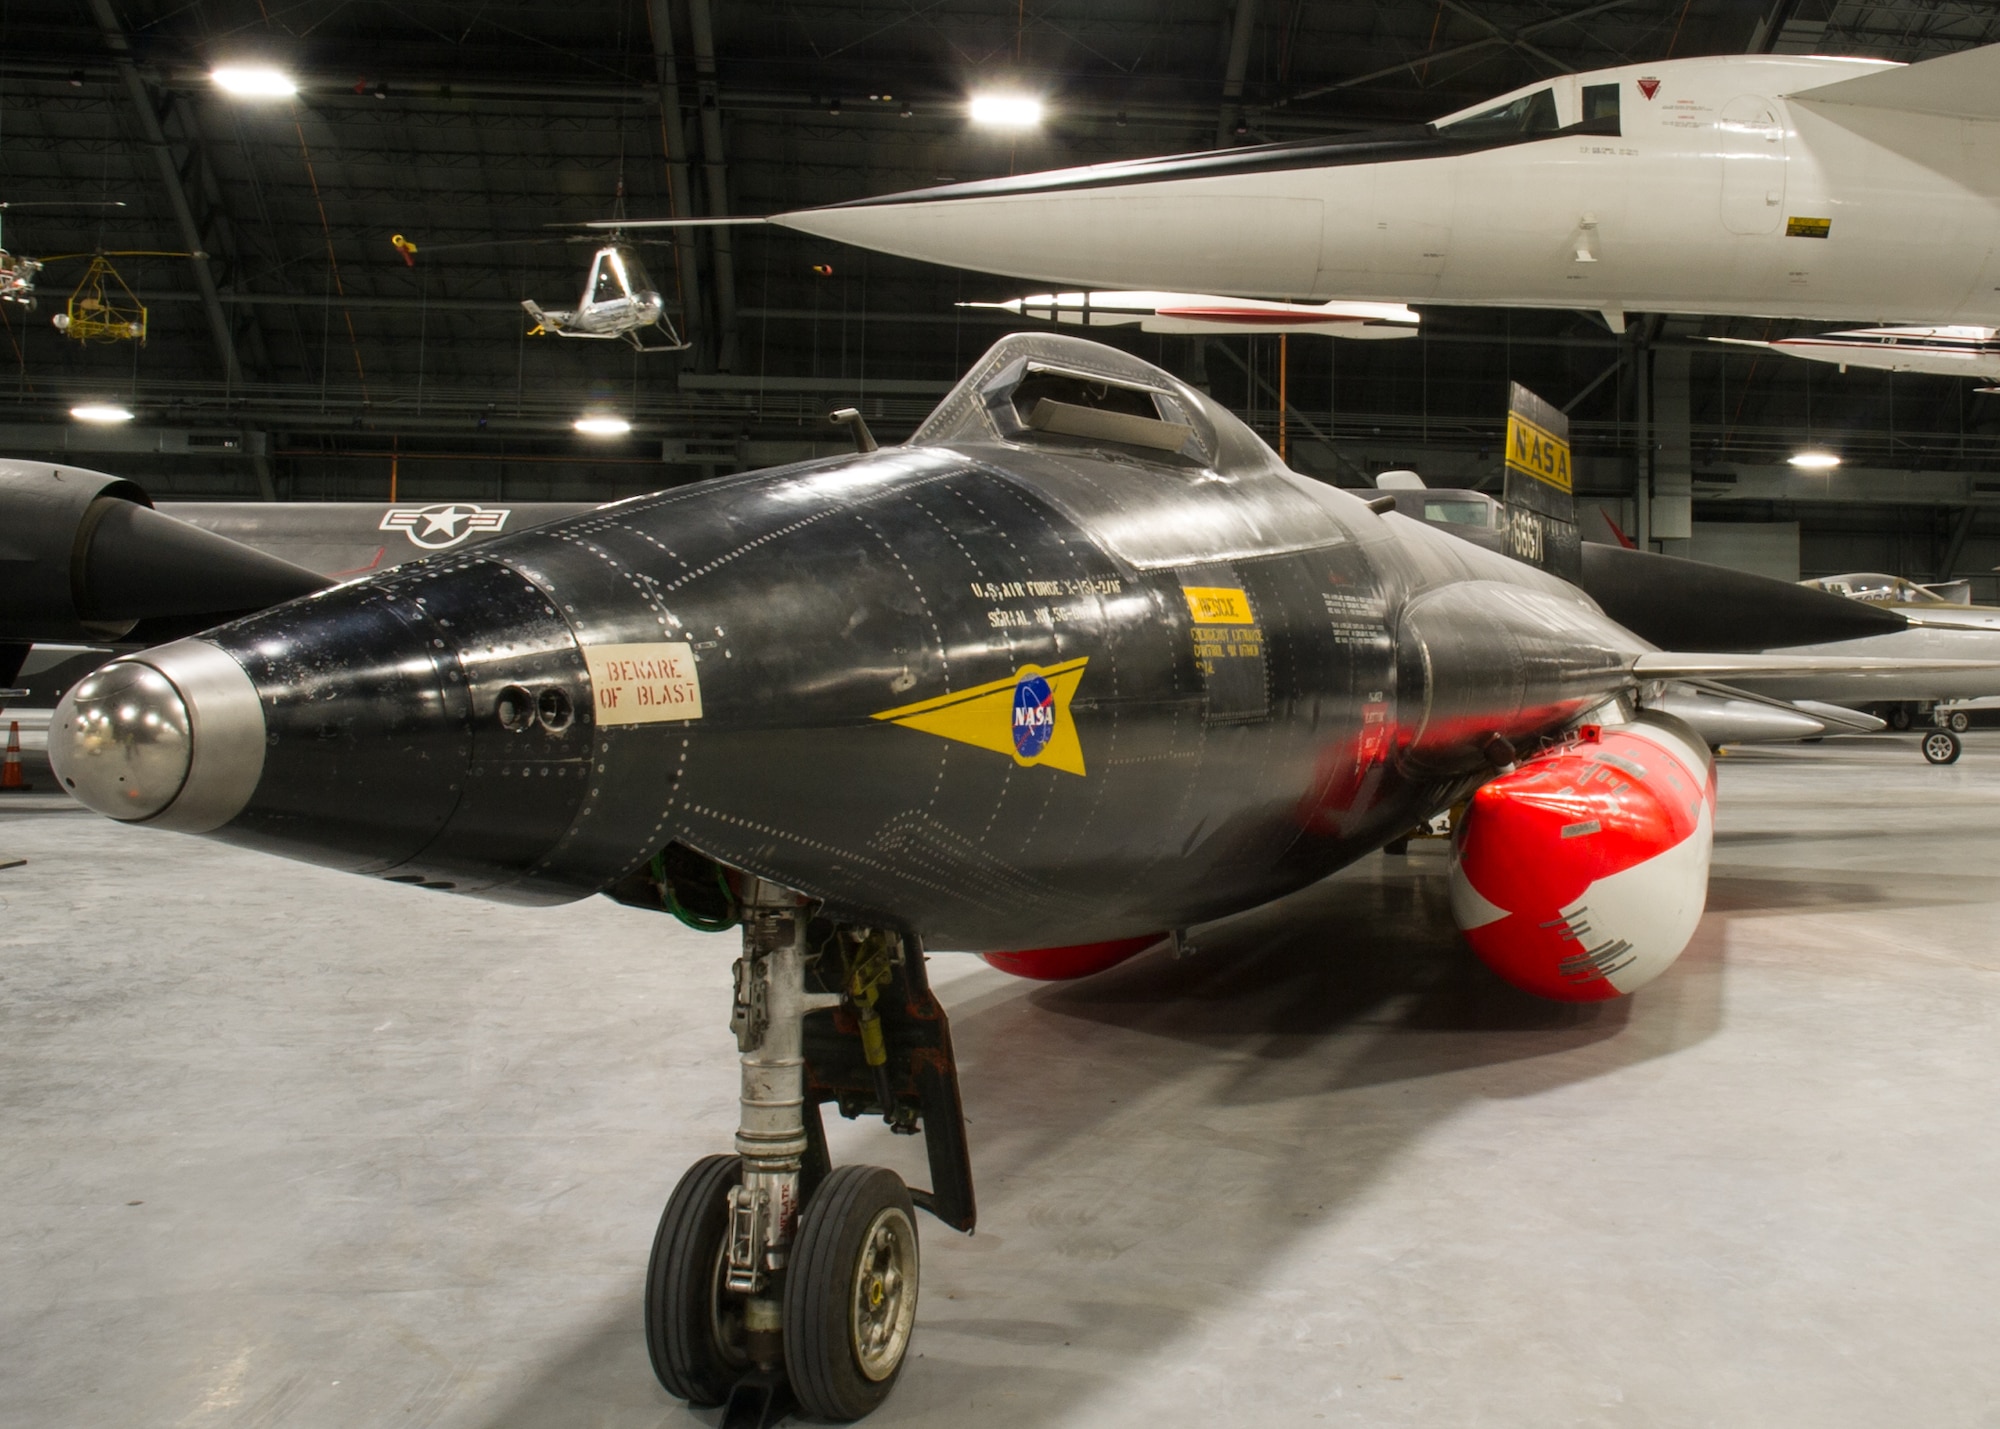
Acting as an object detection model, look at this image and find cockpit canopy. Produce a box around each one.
[909,331,1291,477]
[1808,572,1972,606]
[1433,76,1620,139]
[582,243,658,305]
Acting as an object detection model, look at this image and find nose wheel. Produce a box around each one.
[645,1154,750,1406]
[785,1164,921,1418]
[640,869,973,1423]
[1923,729,1963,765]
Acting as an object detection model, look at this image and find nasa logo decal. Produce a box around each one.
[1012,673,1055,758]
[380,503,511,550]
[872,657,1089,775]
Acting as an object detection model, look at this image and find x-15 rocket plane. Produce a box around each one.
[615,44,2000,330]
[45,336,1996,1421]
[959,290,1421,338]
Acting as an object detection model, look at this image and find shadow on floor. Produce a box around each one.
[466,855,1727,1429]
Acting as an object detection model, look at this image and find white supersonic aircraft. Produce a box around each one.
[613,45,2000,332]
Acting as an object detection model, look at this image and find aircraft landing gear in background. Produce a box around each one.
[645,874,974,1424]
[1949,710,1971,733]
[1923,729,1963,765]
[1888,703,1916,731]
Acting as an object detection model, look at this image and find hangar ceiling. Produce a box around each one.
[3,0,1999,588]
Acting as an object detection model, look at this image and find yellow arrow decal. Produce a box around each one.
[870,657,1089,775]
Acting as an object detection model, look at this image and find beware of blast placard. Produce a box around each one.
[583,642,704,725]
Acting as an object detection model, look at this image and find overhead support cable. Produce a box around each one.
[1205,338,1374,484]
[1214,0,1261,146]
[686,0,740,372]
[292,120,370,402]
[647,0,705,362]
[1275,0,1648,106]
[1435,0,1570,75]
[86,0,277,498]
[1938,504,1977,581]
[1563,352,1627,414]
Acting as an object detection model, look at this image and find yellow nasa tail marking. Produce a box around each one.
[870,657,1090,775]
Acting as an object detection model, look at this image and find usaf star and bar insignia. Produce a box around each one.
[380,502,512,550]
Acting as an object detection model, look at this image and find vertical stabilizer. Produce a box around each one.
[1502,382,1580,584]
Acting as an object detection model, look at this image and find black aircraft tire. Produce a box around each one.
[1889,703,1914,731]
[1951,711,1971,733]
[1923,730,1963,765]
[645,1153,749,1406]
[783,1164,920,1421]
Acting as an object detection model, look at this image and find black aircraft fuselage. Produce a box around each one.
[57,335,1644,951]
[49,333,1733,1416]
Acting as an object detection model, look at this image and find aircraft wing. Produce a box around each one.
[1632,652,2000,680]
[1895,610,2000,632]
[1786,43,2000,122]
[1679,679,1888,734]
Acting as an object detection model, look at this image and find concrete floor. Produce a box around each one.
[4,736,2000,1429]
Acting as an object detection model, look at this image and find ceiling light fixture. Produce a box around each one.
[574,414,632,437]
[211,66,299,99]
[969,93,1043,129]
[70,403,134,424]
[1788,450,1840,470]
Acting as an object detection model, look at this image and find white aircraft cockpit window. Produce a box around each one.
[1423,499,1494,527]
[1581,82,1620,130]
[1437,87,1558,141]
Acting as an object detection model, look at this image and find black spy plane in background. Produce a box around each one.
[41,335,1991,1422]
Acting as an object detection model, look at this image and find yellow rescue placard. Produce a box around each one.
[1181,586,1254,623]
[1504,411,1572,494]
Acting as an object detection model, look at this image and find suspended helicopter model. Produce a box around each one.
[0,200,126,310]
[521,238,687,352]
[45,333,1996,1423]
[613,45,2000,334]
[396,225,688,353]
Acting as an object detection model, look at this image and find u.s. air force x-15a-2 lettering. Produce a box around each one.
[45,335,1996,1421]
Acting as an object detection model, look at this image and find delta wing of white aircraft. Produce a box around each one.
[1712,326,2000,388]
[614,45,2000,332]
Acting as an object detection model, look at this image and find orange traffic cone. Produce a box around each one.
[1,720,30,792]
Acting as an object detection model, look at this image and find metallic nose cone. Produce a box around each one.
[50,661,190,818]
[51,638,266,832]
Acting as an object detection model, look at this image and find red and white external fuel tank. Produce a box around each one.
[981,934,1165,981]
[1449,713,1714,1002]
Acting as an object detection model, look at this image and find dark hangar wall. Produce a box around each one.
[3,0,1998,590]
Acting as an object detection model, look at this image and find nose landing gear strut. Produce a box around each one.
[643,875,975,1424]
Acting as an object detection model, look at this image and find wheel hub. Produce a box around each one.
[850,1207,918,1381]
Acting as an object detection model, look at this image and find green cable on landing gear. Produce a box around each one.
[610,843,743,931]
[655,849,740,931]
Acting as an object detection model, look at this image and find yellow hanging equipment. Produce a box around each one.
[51,253,148,344]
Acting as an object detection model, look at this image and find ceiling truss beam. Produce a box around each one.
[85,0,275,497]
